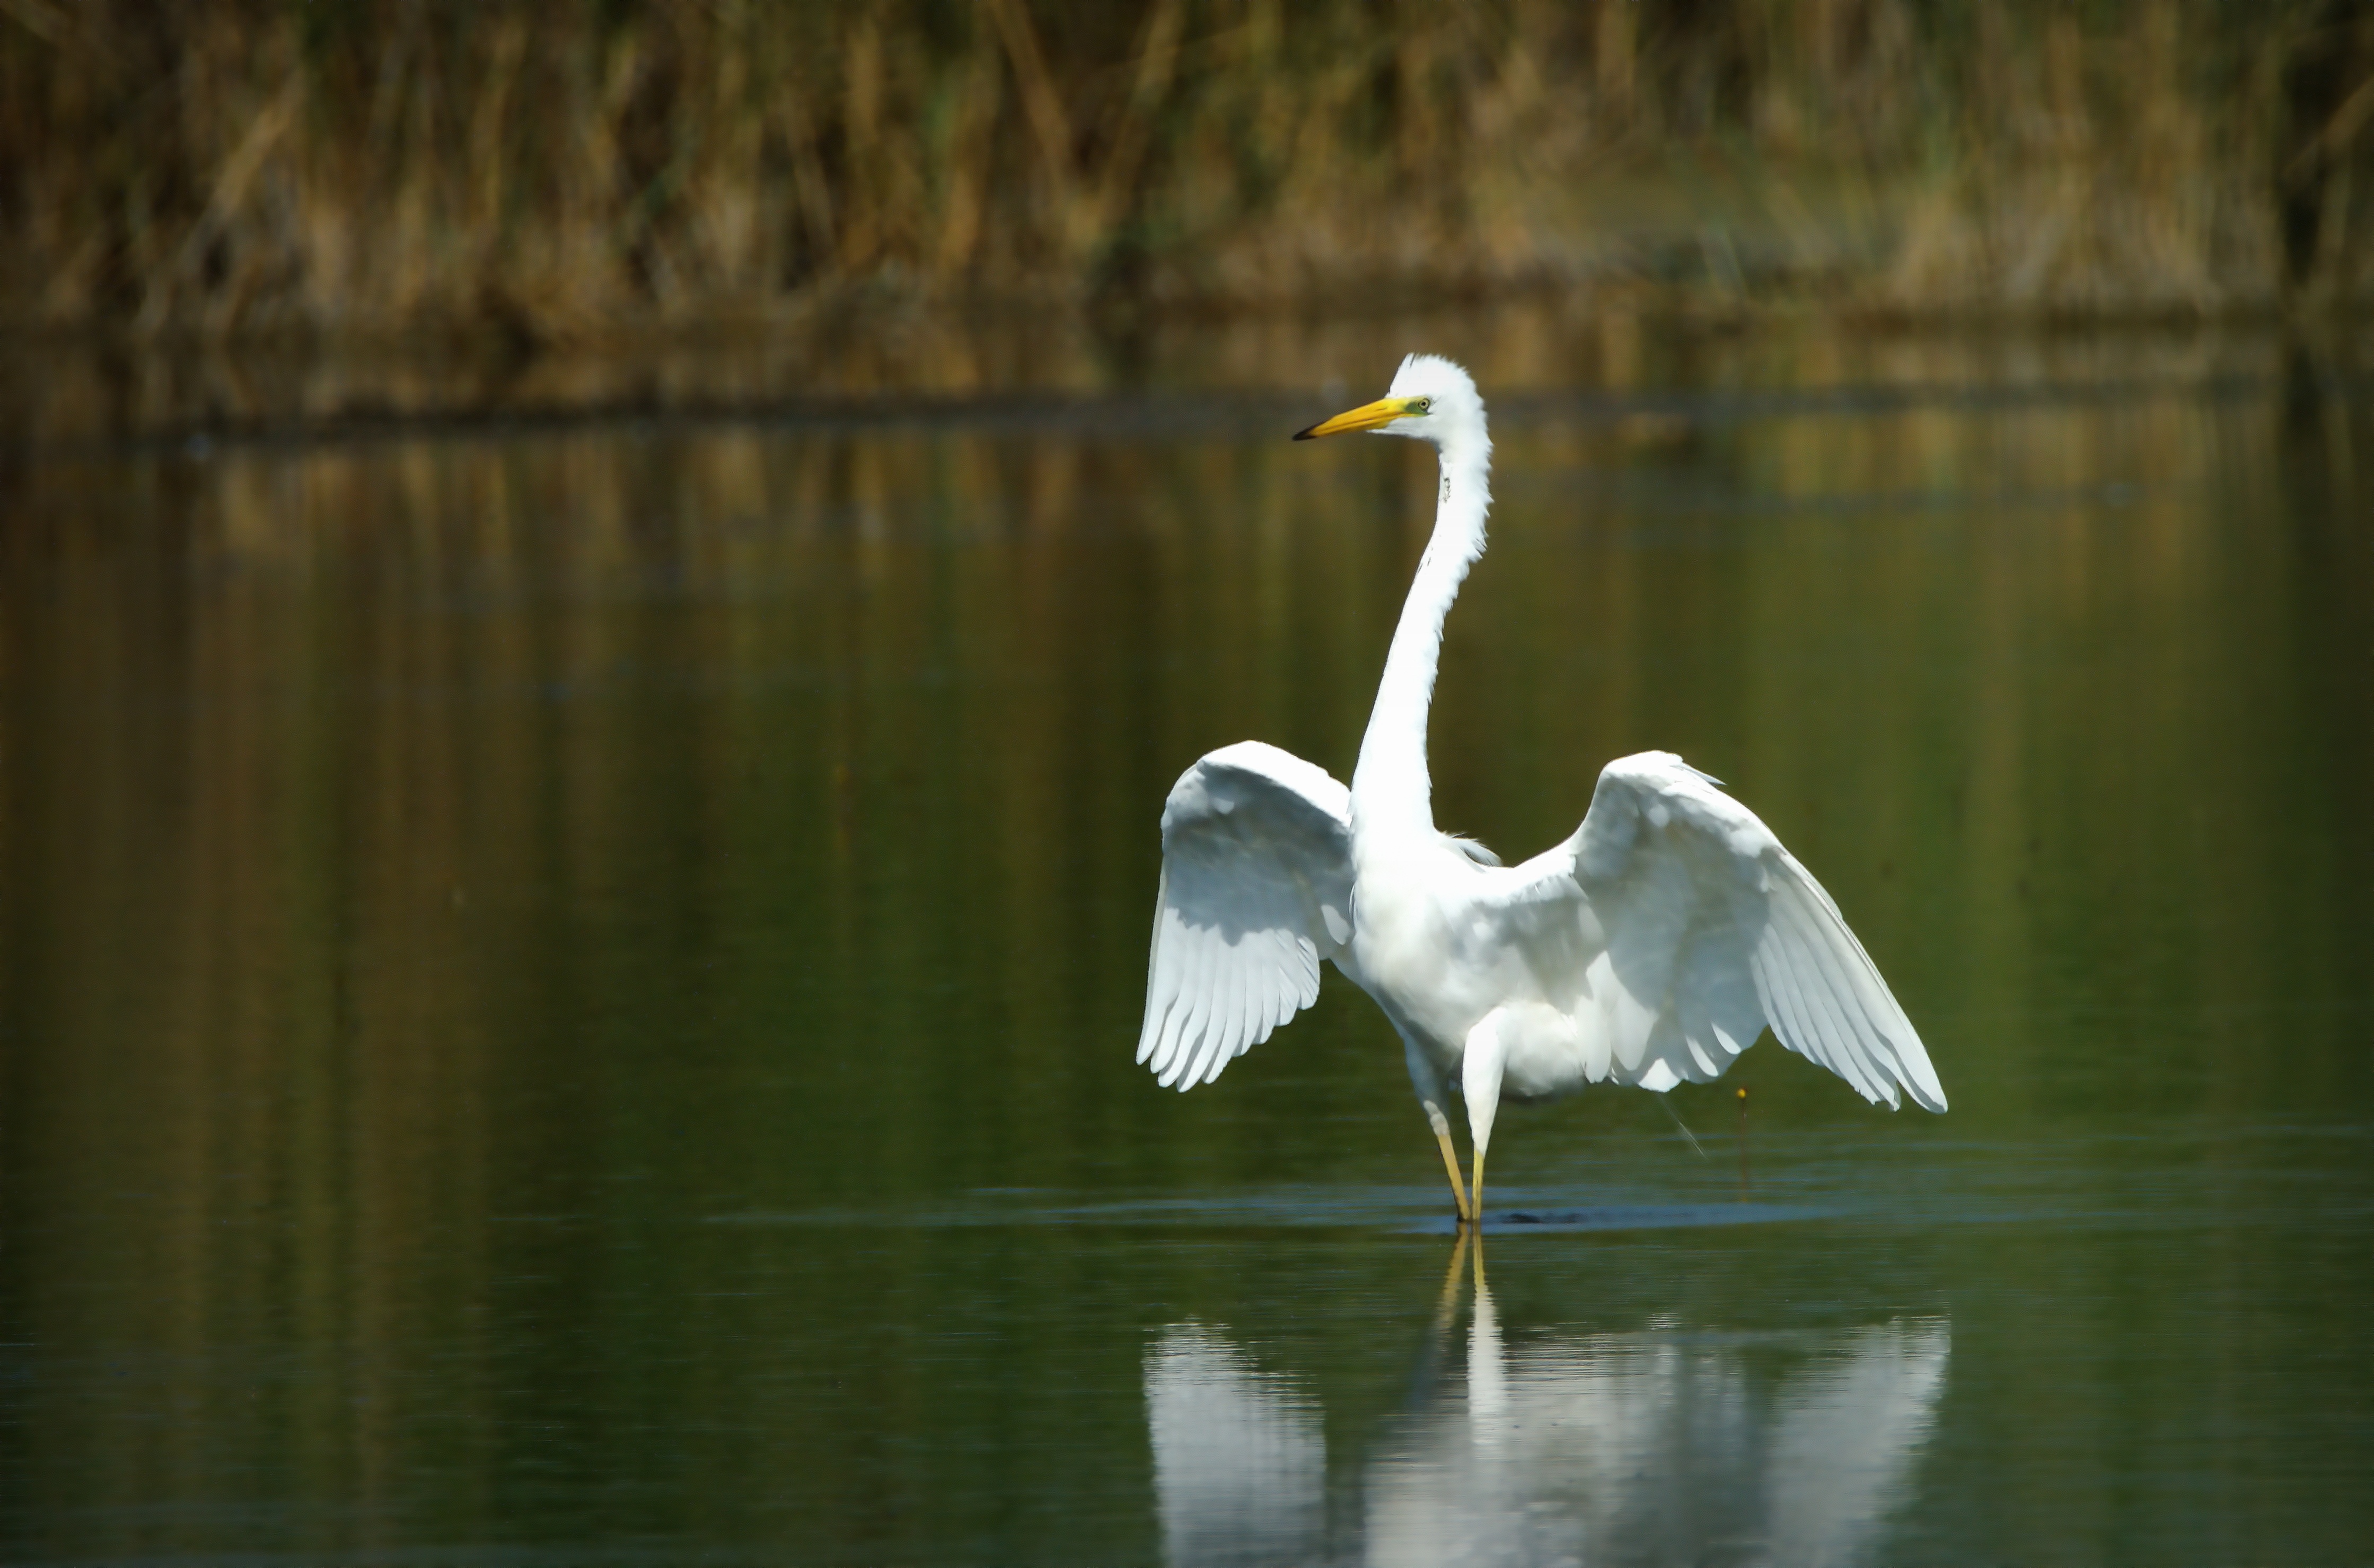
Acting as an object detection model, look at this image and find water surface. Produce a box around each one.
[2,317,2368,1565]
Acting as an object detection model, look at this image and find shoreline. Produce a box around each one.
[7,302,2367,457]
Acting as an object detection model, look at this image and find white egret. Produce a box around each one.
[1136,355,1945,1226]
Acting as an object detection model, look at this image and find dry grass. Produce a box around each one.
[2,0,2370,339]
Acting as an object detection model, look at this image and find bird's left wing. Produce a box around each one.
[1490,752,1946,1109]
[1139,742,1355,1090]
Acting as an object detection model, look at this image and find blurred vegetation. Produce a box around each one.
[3,0,2371,338]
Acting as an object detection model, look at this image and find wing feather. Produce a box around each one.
[1180,926,1222,1086]
[1203,958,1243,1085]
[1140,880,1190,1071]
[1755,919,1840,1088]
[1769,894,1876,1100]
[1155,922,1196,1071]
[1795,891,1908,1103]
[1491,752,1944,1111]
[1137,742,1356,1091]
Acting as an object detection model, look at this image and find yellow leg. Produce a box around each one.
[1469,1147,1489,1229]
[1434,1124,1472,1225]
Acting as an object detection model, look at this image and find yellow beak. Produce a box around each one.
[1293,395,1422,441]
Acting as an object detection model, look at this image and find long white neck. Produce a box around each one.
[1351,428,1492,838]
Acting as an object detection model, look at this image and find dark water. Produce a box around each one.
[2,316,2369,1565]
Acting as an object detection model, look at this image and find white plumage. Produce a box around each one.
[1139,742,1352,1090]
[1137,355,1945,1223]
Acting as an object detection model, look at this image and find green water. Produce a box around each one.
[2,319,2369,1565]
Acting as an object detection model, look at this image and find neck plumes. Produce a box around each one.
[1352,432,1491,837]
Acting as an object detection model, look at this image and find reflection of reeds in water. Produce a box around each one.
[5,1,2370,336]
[0,329,2368,1547]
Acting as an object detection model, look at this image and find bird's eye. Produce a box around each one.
[1415,398,1431,412]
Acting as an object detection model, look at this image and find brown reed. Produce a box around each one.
[1,0,2369,340]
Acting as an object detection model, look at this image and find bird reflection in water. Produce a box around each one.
[1144,1239,1948,1567]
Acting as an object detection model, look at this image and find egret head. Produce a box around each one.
[1293,354,1484,450]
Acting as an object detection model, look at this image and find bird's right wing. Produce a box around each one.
[1138,742,1355,1090]
[1491,751,1945,1109]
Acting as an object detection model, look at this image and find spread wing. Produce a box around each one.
[1495,752,1946,1109]
[1138,742,1356,1090]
